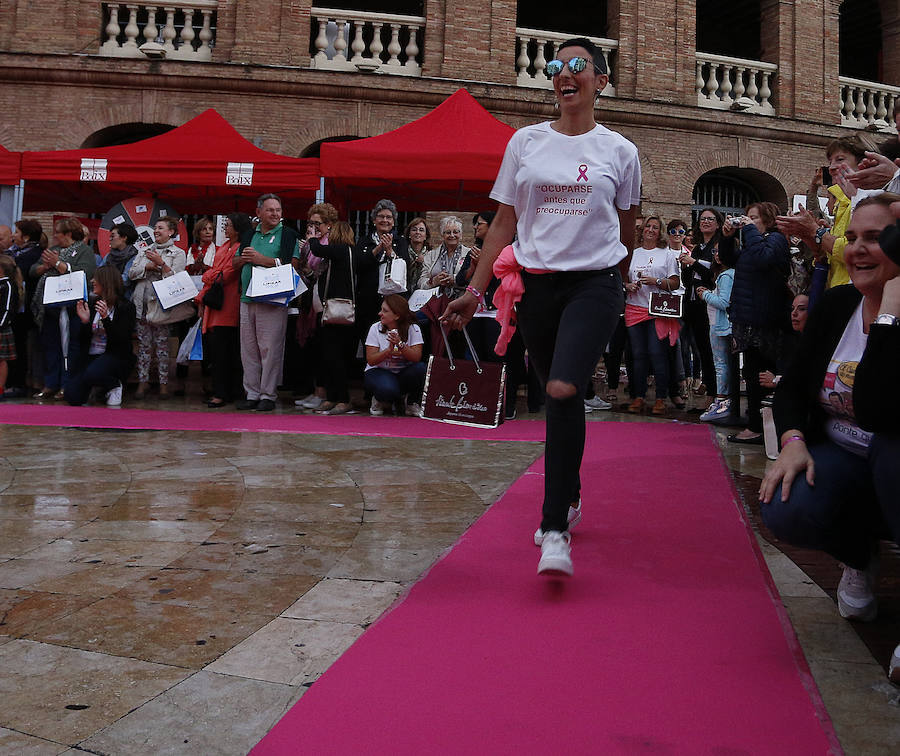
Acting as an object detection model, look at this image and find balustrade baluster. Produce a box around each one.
[369,22,384,63]
[161,8,177,52]
[516,39,532,84]
[333,21,348,63]
[180,8,197,52]
[404,26,420,70]
[696,61,705,100]
[101,4,122,53]
[349,21,365,63]
[864,88,876,125]
[758,71,771,110]
[719,66,732,103]
[143,6,158,44]
[313,16,329,64]
[123,5,140,49]
[745,68,758,101]
[198,9,212,56]
[842,86,854,120]
[385,23,401,67]
[704,64,719,100]
[875,92,887,123]
[732,67,746,100]
[855,88,867,126]
[533,39,547,83]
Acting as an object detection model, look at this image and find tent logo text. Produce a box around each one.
[80,158,108,182]
[227,162,254,186]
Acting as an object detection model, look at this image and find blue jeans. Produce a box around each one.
[761,436,900,569]
[517,268,623,533]
[709,332,733,396]
[64,353,133,405]
[627,319,670,399]
[364,363,426,403]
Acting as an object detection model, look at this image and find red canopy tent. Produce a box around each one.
[20,109,320,215]
[320,89,515,209]
[0,144,21,185]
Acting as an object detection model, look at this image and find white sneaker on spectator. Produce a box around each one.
[534,499,582,546]
[105,383,123,407]
[837,563,878,622]
[889,644,900,683]
[299,395,324,410]
[369,397,385,416]
[405,402,422,417]
[538,531,573,576]
[294,393,315,408]
[699,398,723,422]
[584,396,612,411]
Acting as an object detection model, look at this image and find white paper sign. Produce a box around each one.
[226,162,255,186]
[408,287,438,312]
[79,158,107,182]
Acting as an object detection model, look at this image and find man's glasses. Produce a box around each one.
[546,57,598,77]
[668,229,686,235]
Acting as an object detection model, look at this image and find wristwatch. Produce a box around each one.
[814,226,828,246]
[656,278,662,286]
[873,313,899,327]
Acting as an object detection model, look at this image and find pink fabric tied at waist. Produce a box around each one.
[491,246,552,356]
[624,303,681,346]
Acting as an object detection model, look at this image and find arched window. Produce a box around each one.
[692,171,759,224]
[839,0,882,82]
[81,123,174,148]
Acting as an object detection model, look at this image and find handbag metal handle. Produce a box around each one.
[438,324,482,374]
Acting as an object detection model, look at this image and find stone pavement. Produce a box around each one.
[0,389,898,754]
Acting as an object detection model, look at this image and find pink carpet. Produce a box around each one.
[0,404,545,442]
[253,423,838,754]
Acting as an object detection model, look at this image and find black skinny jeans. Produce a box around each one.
[517,268,623,534]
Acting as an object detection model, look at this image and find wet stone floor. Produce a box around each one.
[1,400,899,754]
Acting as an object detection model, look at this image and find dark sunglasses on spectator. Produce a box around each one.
[546,57,598,77]
[668,229,686,235]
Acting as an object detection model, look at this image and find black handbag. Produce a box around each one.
[421,325,506,428]
[202,272,224,310]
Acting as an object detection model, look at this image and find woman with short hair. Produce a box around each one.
[30,217,97,399]
[418,215,471,295]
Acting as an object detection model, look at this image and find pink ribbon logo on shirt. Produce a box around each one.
[576,164,589,182]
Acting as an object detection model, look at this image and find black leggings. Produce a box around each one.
[517,268,623,533]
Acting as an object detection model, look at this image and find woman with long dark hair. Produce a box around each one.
[364,293,425,416]
[64,265,136,406]
[442,37,641,577]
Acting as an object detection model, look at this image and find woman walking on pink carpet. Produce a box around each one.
[442,37,641,577]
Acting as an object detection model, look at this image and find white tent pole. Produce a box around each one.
[317,176,324,204]
[13,179,24,221]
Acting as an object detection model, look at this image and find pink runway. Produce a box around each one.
[252,423,838,754]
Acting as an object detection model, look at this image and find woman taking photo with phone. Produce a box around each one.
[442,37,641,578]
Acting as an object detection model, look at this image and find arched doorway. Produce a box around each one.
[691,168,787,224]
[81,123,174,148]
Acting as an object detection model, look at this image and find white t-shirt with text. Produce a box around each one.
[626,247,680,310]
[365,323,424,373]
[490,121,641,271]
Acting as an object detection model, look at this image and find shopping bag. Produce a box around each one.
[648,291,683,318]
[43,270,88,307]
[378,256,408,295]
[152,270,198,310]
[421,325,505,428]
[176,319,203,365]
[248,264,306,306]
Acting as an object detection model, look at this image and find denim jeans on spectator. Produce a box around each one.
[627,319,670,399]
[364,363,426,403]
[64,353,131,405]
[517,268,623,534]
[761,435,900,570]
[709,332,733,396]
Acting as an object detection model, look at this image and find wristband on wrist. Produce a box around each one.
[782,434,805,448]
[465,285,484,302]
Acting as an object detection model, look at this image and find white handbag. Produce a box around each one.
[43,270,88,307]
[378,256,408,295]
[152,270,198,310]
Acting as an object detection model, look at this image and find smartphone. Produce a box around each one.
[821,166,833,187]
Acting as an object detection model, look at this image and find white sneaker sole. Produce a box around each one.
[534,502,582,546]
[538,554,573,576]
[837,597,877,623]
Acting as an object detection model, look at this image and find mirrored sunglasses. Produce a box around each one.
[668,228,687,235]
[546,57,595,77]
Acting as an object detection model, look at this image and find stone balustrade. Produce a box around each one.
[309,7,424,76]
[695,53,777,115]
[515,28,617,96]
[839,77,900,133]
[99,1,217,60]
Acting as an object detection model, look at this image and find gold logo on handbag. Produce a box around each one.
[648,291,683,318]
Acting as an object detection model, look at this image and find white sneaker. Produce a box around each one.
[889,644,900,684]
[837,563,878,622]
[369,397,385,416]
[299,395,324,410]
[105,383,123,407]
[294,393,315,408]
[584,396,612,411]
[534,499,582,546]
[538,531,573,576]
[405,402,422,417]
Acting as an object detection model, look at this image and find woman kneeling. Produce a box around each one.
[364,294,425,417]
[65,266,136,406]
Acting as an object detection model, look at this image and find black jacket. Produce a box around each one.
[355,233,411,315]
[718,224,791,329]
[311,239,356,303]
[774,284,900,442]
[76,298,137,366]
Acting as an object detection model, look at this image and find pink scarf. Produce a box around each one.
[491,245,554,356]
[624,303,681,346]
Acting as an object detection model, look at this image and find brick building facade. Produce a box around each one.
[0,0,897,225]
